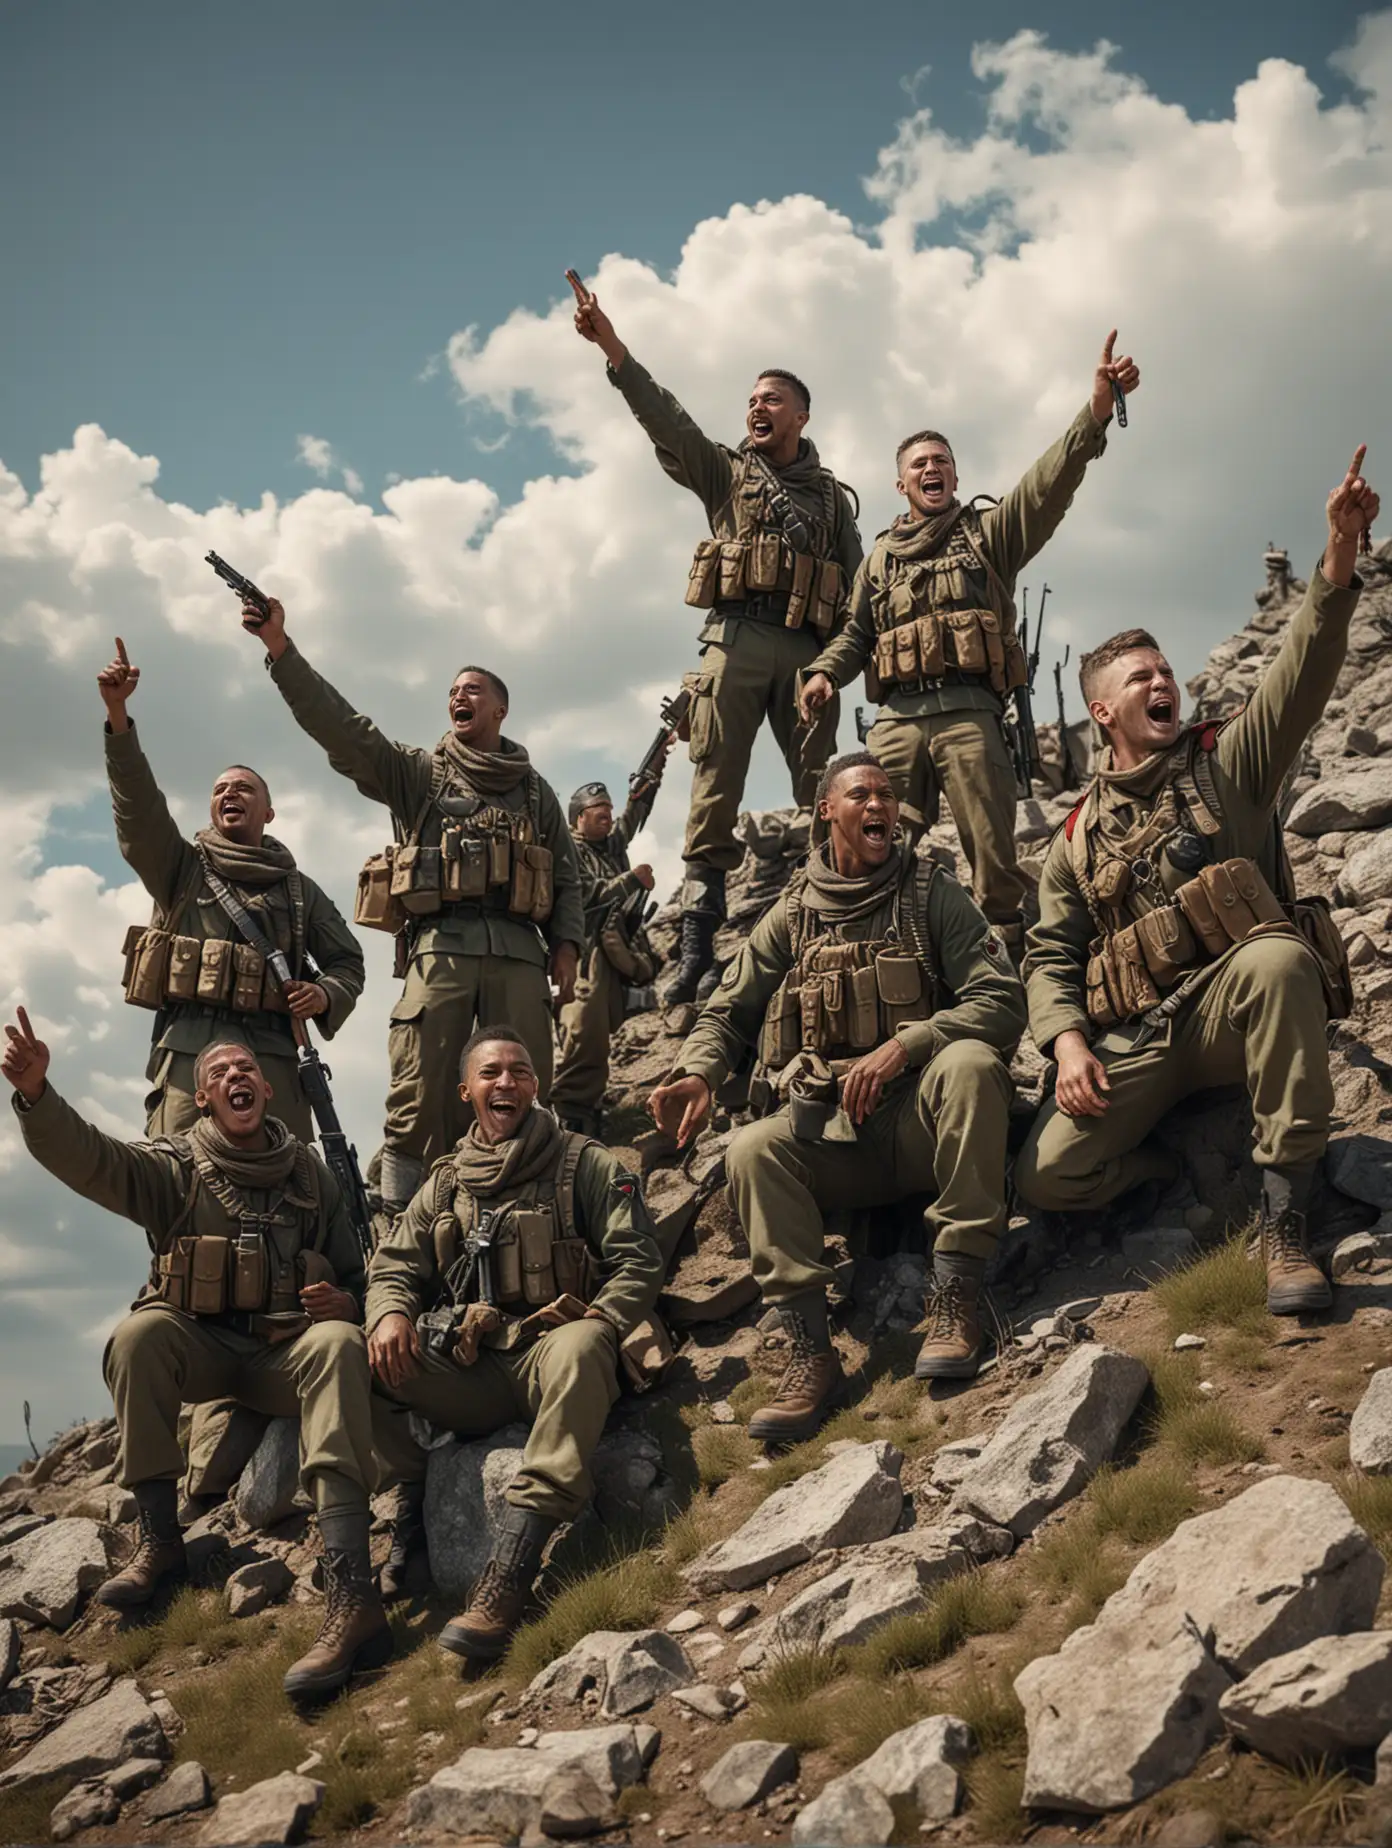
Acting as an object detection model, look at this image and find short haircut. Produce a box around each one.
[193,1040,259,1091]
[815,749,888,809]
[756,368,811,414]
[460,1023,535,1081]
[1078,629,1162,706]
[896,429,954,470]
[217,763,271,804]
[453,664,509,709]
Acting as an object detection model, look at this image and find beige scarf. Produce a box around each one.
[436,734,533,798]
[801,837,909,924]
[879,502,964,563]
[195,829,297,888]
[187,1113,316,1206]
[450,1104,564,1199]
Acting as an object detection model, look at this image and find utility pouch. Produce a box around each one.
[620,1315,675,1393]
[509,845,539,918]
[552,1238,593,1303]
[848,964,880,1048]
[453,837,487,900]
[685,671,717,764]
[197,937,234,1005]
[821,970,849,1045]
[788,1059,838,1142]
[166,935,202,1003]
[874,630,897,686]
[1111,923,1161,1013]
[231,943,265,1012]
[526,845,554,922]
[893,622,920,683]
[1093,857,1132,907]
[120,923,145,995]
[189,1237,231,1316]
[915,613,946,679]
[394,844,443,917]
[494,1219,523,1302]
[1176,876,1229,958]
[1085,937,1122,1027]
[748,533,783,593]
[1004,634,1030,692]
[760,981,802,1069]
[811,559,842,636]
[685,538,721,610]
[947,610,988,675]
[355,851,405,933]
[157,1237,196,1311]
[232,1232,268,1312]
[440,824,463,900]
[1292,895,1354,1020]
[1134,904,1197,986]
[1224,858,1286,930]
[1199,861,1258,943]
[785,552,814,630]
[799,980,826,1051]
[516,1210,558,1305]
[718,540,747,600]
[126,928,172,1010]
[876,948,925,1032]
[979,609,1008,693]
[488,833,511,888]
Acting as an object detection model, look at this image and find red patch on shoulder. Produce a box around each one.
[1064,799,1087,841]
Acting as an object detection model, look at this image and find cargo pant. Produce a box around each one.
[104,1305,377,1513]
[725,1039,1014,1302]
[686,621,838,873]
[867,709,1026,926]
[1015,935,1333,1212]
[386,949,556,1167]
[550,949,627,1124]
[371,1318,620,1521]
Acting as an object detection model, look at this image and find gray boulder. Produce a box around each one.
[106,1757,165,1800]
[51,1779,120,1841]
[234,1418,307,1530]
[0,1679,168,1789]
[539,1767,616,1838]
[225,1555,295,1618]
[201,1771,324,1845]
[526,1627,694,1715]
[856,1713,975,1820]
[1287,766,1392,835]
[684,1441,904,1593]
[1338,833,1392,906]
[0,1617,18,1693]
[1219,1632,1392,1762]
[952,1346,1150,1538]
[0,1516,110,1629]
[1329,1135,1392,1212]
[792,1770,895,1846]
[405,1725,646,1838]
[1351,1369,1392,1474]
[145,1760,211,1820]
[700,1739,798,1811]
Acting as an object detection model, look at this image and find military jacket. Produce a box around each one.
[574,787,655,949]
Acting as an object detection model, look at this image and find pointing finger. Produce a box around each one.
[16,1006,34,1046]
[1348,444,1368,485]
[1100,328,1117,366]
[115,637,130,668]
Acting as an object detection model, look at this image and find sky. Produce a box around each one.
[2,0,1391,1439]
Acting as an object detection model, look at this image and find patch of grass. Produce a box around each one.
[504,1546,677,1686]
[86,1585,251,1676]
[1151,1232,1271,1338]
[836,1676,935,1766]
[0,1777,68,1848]
[746,1646,845,1752]
[849,1572,1023,1680]
[1089,1456,1198,1546]
[692,1423,757,1488]
[1336,1471,1392,1559]
[962,1751,1028,1843]
[950,1663,1027,1755]
[313,1722,415,1836]
[616,1785,660,1822]
[174,1612,318,1786]
[1267,1756,1363,1841]
[1024,1520,1126,1623]
[660,1492,722,1567]
[1163,1401,1266,1466]
[727,1375,769,1422]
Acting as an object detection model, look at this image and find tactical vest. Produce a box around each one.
[758,860,939,1071]
[120,862,306,1019]
[866,504,1029,702]
[575,835,659,985]
[355,754,553,938]
[683,449,847,638]
[144,1136,331,1330]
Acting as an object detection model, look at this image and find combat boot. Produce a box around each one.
[1260,1209,1332,1315]
[665,869,725,1006]
[284,1511,393,1702]
[96,1480,187,1610]
[439,1508,556,1662]
[378,1481,427,1602]
[915,1261,987,1381]
[747,1292,847,1445]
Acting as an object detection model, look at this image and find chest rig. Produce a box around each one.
[867,504,1029,702]
[354,754,554,938]
[120,860,305,1021]
[683,449,848,638]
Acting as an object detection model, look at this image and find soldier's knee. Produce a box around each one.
[923,1038,1010,1101]
[726,1115,796,1186]
[1231,935,1323,998]
[541,1318,620,1392]
[298,1320,368,1372]
[104,1310,180,1384]
[1012,1115,1079,1211]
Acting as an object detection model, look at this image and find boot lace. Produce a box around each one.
[925,1276,967,1344]
[774,1313,826,1400]
[315,1551,368,1649]
[123,1506,177,1574]
[1266,1210,1310,1271]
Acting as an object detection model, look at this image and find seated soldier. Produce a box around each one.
[648,752,1026,1441]
[2,1019,390,1702]
[1015,447,1379,1313]
[367,1026,664,1662]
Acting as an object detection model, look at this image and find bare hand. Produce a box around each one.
[283,980,329,1021]
[649,1074,711,1148]
[242,595,289,661]
[2,1007,50,1103]
[1054,1029,1111,1118]
[1090,329,1140,426]
[98,638,140,730]
[840,1038,908,1125]
[568,275,627,369]
[368,1312,421,1389]
[550,942,579,1010]
[299,1280,357,1324]
[1327,445,1379,550]
[633,864,656,892]
[799,673,835,727]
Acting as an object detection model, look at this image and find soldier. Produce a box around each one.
[238,597,584,1221]
[1015,448,1379,1314]
[572,280,863,1002]
[649,752,1026,1441]
[799,333,1141,960]
[550,742,669,1135]
[366,1026,664,1658]
[2,1018,390,1701]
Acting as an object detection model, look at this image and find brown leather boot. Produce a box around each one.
[378,1481,427,1602]
[747,1294,848,1445]
[97,1481,187,1610]
[1261,1210,1332,1315]
[440,1509,555,1663]
[915,1269,987,1380]
[283,1519,393,1702]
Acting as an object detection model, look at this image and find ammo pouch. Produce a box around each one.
[683,537,844,638]
[157,1235,232,1315]
[682,670,716,764]
[166,936,202,1003]
[509,844,554,924]
[788,1057,838,1143]
[876,947,928,1035]
[685,539,721,609]
[123,926,172,1010]
[391,843,443,917]
[198,937,235,1004]
[760,979,803,1069]
[1175,858,1285,957]
[1086,938,1123,1027]
[355,849,407,934]
[230,944,265,1012]
[441,828,490,902]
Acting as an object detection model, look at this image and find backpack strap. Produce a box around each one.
[554,1131,594,1243]
[895,856,941,1006]
[783,869,812,963]
[145,1136,201,1246]
[403,751,452,849]
[1175,727,1225,837]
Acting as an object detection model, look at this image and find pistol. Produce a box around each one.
[205,551,272,627]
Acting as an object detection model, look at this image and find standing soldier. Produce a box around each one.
[799,333,1141,961]
[550,742,669,1135]
[3,1020,391,1702]
[367,1027,664,1656]
[239,598,583,1223]
[572,280,863,1002]
[1016,449,1378,1314]
[649,752,1025,1439]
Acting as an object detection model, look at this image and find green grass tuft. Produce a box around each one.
[1336,1472,1392,1559]
[836,1676,936,1766]
[1163,1401,1266,1466]
[848,1571,1023,1680]
[504,1546,677,1686]
[745,1646,845,1752]
[1151,1232,1272,1338]
[174,1612,318,1787]
[1089,1456,1198,1546]
[0,1778,69,1848]
[692,1423,758,1488]
[659,1492,722,1567]
[963,1751,1028,1842]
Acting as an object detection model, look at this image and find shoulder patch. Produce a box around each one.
[611,1173,639,1199]
[1063,798,1088,841]
[981,931,1004,960]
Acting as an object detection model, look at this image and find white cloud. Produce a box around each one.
[3,19,1392,1435]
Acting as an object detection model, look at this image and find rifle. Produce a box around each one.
[630,686,692,799]
[205,551,271,627]
[854,706,872,746]
[1005,586,1047,796]
[1053,645,1081,790]
[468,1208,501,1308]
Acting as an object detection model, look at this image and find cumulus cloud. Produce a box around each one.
[2,19,1391,1435]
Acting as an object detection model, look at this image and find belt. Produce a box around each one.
[218,1309,311,1342]
[887,667,976,696]
[714,594,791,627]
[161,1001,291,1029]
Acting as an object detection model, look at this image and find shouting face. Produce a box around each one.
[209,768,273,845]
[896,439,958,519]
[746,375,807,463]
[577,799,614,843]
[1089,649,1183,764]
[820,762,899,876]
[448,671,507,751]
[462,1037,539,1144]
[194,1043,272,1144]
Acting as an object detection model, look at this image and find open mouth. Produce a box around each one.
[487,1093,519,1125]
[862,816,890,846]
[922,474,945,496]
[749,416,774,441]
[220,801,246,823]
[1147,696,1175,726]
[228,1083,256,1113]
[451,704,475,727]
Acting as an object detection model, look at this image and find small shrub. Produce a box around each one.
[314,1725,414,1835]
[727,1375,769,1422]
[1151,1233,1271,1337]
[1269,1756,1363,1840]
[963,1752,1028,1843]
[1089,1457,1197,1546]
[1025,1519,1125,1622]
[692,1423,757,1488]
[849,1572,1022,1679]
[1336,1472,1392,1558]
[504,1547,676,1685]
[746,1646,845,1751]
[837,1676,934,1765]
[951,1663,1027,1754]
[1163,1402,1265,1466]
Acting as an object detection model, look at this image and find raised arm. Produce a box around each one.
[99,639,197,912]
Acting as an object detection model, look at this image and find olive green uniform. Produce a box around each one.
[14,1085,375,1510]
[367,1123,664,1520]
[264,642,584,1147]
[671,849,1026,1298]
[1016,563,1360,1211]
[550,786,657,1124]
[107,724,365,1142]
[609,353,863,873]
[808,406,1110,924]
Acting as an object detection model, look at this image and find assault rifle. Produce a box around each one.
[630,685,692,800]
[1053,645,1081,790]
[205,551,271,627]
[1006,586,1047,796]
[854,706,873,745]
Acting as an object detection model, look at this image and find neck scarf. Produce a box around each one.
[879,502,964,564]
[187,1113,315,1204]
[801,837,910,923]
[195,830,296,889]
[437,734,533,798]
[451,1104,564,1200]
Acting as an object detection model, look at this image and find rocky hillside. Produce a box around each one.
[4,548,1392,1848]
